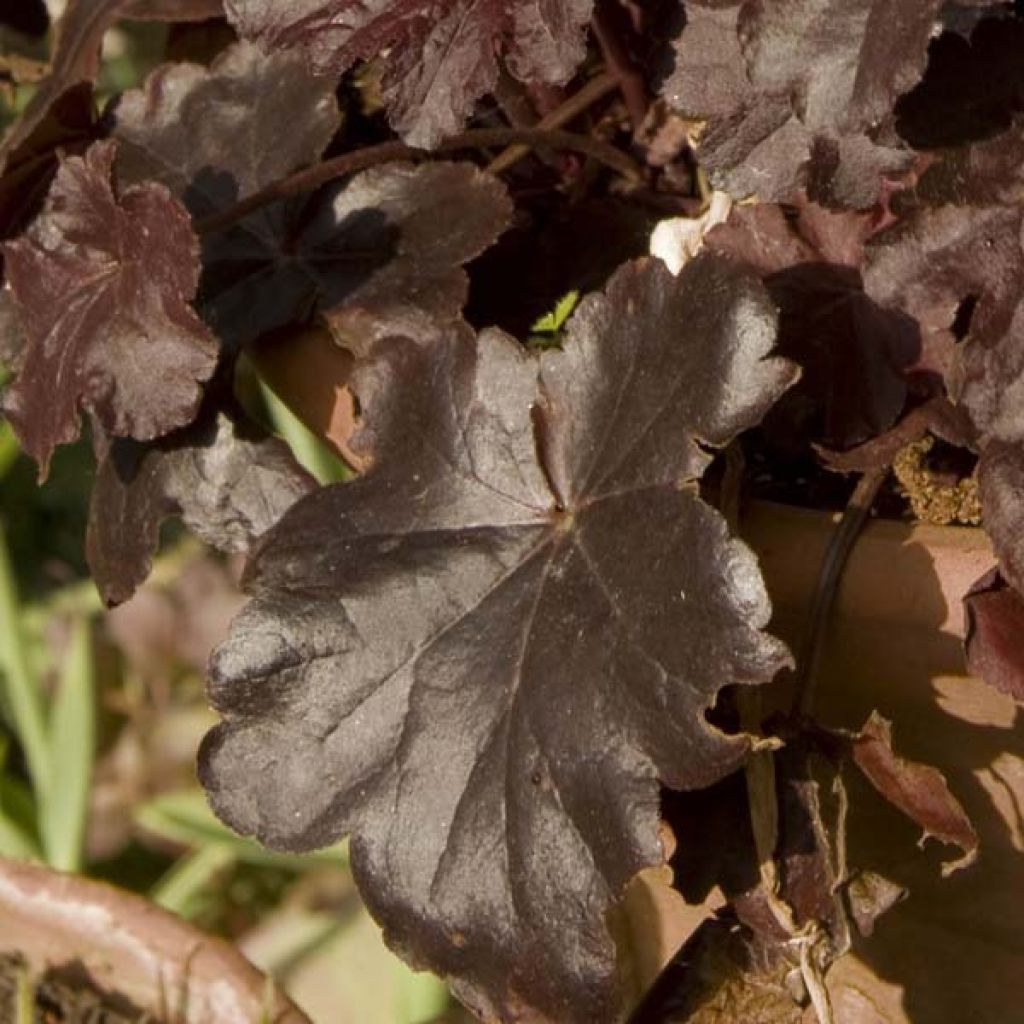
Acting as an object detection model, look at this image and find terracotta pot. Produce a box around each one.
[651,504,1023,1023]
[0,856,311,1023]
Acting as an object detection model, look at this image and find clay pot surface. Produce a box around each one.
[0,856,310,1023]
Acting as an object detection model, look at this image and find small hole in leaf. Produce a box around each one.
[951,295,978,342]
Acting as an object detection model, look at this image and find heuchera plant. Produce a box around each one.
[2,1,1022,1020]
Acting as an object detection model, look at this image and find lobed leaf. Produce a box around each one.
[662,0,944,206]
[199,253,796,1021]
[707,201,917,447]
[109,43,512,348]
[2,141,218,477]
[224,0,594,147]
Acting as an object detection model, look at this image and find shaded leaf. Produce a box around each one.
[0,0,226,243]
[109,44,511,347]
[894,13,1024,149]
[662,0,937,206]
[1,141,218,476]
[864,203,1024,430]
[851,712,978,873]
[225,0,594,146]
[87,408,316,607]
[707,201,918,448]
[963,567,1024,703]
[977,438,1024,594]
[200,254,796,1022]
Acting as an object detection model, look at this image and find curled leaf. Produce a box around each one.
[200,254,796,1021]
[963,567,1024,704]
[851,712,978,874]
[225,0,594,146]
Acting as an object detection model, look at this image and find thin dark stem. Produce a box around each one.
[591,0,651,131]
[486,72,619,175]
[195,127,642,236]
[791,467,887,719]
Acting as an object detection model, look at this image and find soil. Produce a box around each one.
[0,953,154,1024]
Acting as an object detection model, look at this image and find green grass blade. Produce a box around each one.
[151,843,236,919]
[0,422,19,481]
[136,788,348,869]
[40,616,95,871]
[0,520,50,798]
[260,381,351,485]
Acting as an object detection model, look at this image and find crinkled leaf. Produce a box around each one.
[707,202,917,447]
[109,40,339,210]
[964,567,1024,704]
[662,0,939,206]
[851,712,978,874]
[1,141,217,476]
[863,200,1024,570]
[864,203,1024,432]
[199,254,796,1022]
[109,44,511,347]
[87,408,316,607]
[225,0,593,146]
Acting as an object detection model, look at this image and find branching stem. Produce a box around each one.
[196,127,642,236]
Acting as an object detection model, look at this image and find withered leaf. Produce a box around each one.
[963,567,1024,704]
[87,408,316,607]
[200,254,796,1022]
[706,202,917,448]
[1,141,218,477]
[662,0,937,206]
[851,712,978,874]
[109,44,511,347]
[225,0,593,146]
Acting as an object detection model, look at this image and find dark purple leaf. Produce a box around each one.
[2,141,218,476]
[662,0,939,206]
[907,122,1024,207]
[0,0,226,222]
[963,567,1024,703]
[851,712,978,873]
[706,202,918,447]
[109,43,512,347]
[224,0,594,146]
[199,254,796,1021]
[894,14,1024,149]
[87,408,316,607]
[864,203,1024,428]
[977,439,1024,594]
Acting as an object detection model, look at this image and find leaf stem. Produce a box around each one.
[591,0,651,131]
[486,72,620,175]
[791,468,887,719]
[196,127,643,237]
